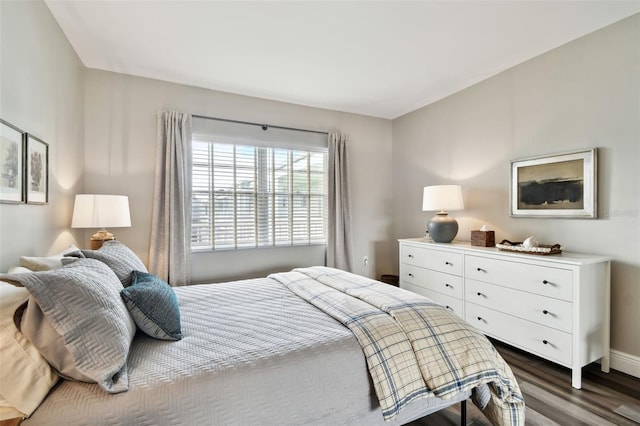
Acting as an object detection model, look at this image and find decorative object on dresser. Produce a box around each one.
[71,194,132,249]
[470,225,495,247]
[398,238,611,389]
[422,184,464,243]
[510,148,597,218]
[0,119,25,204]
[25,134,48,205]
[496,238,562,255]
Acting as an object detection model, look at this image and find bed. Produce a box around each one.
[0,242,524,425]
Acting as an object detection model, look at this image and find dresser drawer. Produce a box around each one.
[401,282,463,317]
[465,302,572,366]
[401,264,463,299]
[401,245,462,276]
[465,255,573,301]
[465,279,572,333]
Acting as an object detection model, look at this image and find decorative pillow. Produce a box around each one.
[121,271,182,341]
[20,297,93,382]
[0,281,58,418]
[75,240,147,287]
[0,259,136,394]
[19,244,81,271]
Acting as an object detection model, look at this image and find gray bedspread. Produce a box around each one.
[23,277,467,426]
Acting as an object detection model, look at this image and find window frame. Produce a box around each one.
[191,136,328,252]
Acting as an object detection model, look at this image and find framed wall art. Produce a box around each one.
[26,133,49,205]
[0,119,25,204]
[510,148,597,218]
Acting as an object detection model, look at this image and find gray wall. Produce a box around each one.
[0,0,85,271]
[392,14,639,358]
[83,70,394,283]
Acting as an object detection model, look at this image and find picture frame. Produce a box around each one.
[26,133,49,205]
[0,119,25,204]
[510,148,597,218]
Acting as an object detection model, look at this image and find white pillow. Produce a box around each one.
[0,405,24,421]
[0,281,59,418]
[19,244,80,271]
[7,266,32,274]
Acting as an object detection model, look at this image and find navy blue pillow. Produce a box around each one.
[121,271,182,341]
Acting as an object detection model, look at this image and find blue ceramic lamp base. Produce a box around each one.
[427,212,458,243]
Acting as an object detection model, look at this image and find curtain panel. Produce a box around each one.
[327,133,354,272]
[149,111,192,286]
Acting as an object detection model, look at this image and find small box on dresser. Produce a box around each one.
[471,230,495,247]
[398,238,611,389]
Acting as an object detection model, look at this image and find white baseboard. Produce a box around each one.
[609,349,640,378]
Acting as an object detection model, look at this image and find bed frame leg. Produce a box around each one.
[460,399,467,426]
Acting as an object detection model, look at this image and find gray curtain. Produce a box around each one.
[327,133,353,272]
[149,111,192,286]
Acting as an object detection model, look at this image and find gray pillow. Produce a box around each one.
[20,298,93,382]
[76,240,147,287]
[0,259,136,393]
[121,271,182,341]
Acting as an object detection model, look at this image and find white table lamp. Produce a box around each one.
[71,194,131,249]
[422,185,464,243]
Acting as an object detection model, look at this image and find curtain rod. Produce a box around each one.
[192,114,329,136]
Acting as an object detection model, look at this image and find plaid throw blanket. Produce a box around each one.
[270,267,525,425]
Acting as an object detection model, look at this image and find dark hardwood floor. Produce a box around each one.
[409,340,640,425]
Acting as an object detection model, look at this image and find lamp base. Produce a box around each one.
[90,229,115,250]
[427,213,459,243]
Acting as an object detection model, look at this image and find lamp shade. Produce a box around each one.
[422,185,464,212]
[71,194,131,228]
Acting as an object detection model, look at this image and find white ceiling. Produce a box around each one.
[45,1,640,119]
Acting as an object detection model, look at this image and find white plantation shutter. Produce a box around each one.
[191,118,327,251]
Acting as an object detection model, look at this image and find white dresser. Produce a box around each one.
[398,238,611,389]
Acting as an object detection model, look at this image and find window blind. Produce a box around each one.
[191,118,328,251]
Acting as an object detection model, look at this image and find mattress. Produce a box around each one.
[23,277,468,425]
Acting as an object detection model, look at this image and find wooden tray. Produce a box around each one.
[495,239,562,255]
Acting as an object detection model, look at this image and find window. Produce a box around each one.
[191,138,328,251]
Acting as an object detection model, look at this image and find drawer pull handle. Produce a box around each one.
[445,261,452,266]
[543,310,549,315]
[408,273,414,277]
[477,292,484,297]
[543,340,549,345]
[477,316,483,321]
[445,305,452,311]
[542,280,549,285]
[445,283,453,288]
[408,254,414,258]
[476,267,486,272]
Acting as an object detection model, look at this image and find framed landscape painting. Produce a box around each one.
[26,133,49,204]
[510,148,597,218]
[0,119,25,204]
